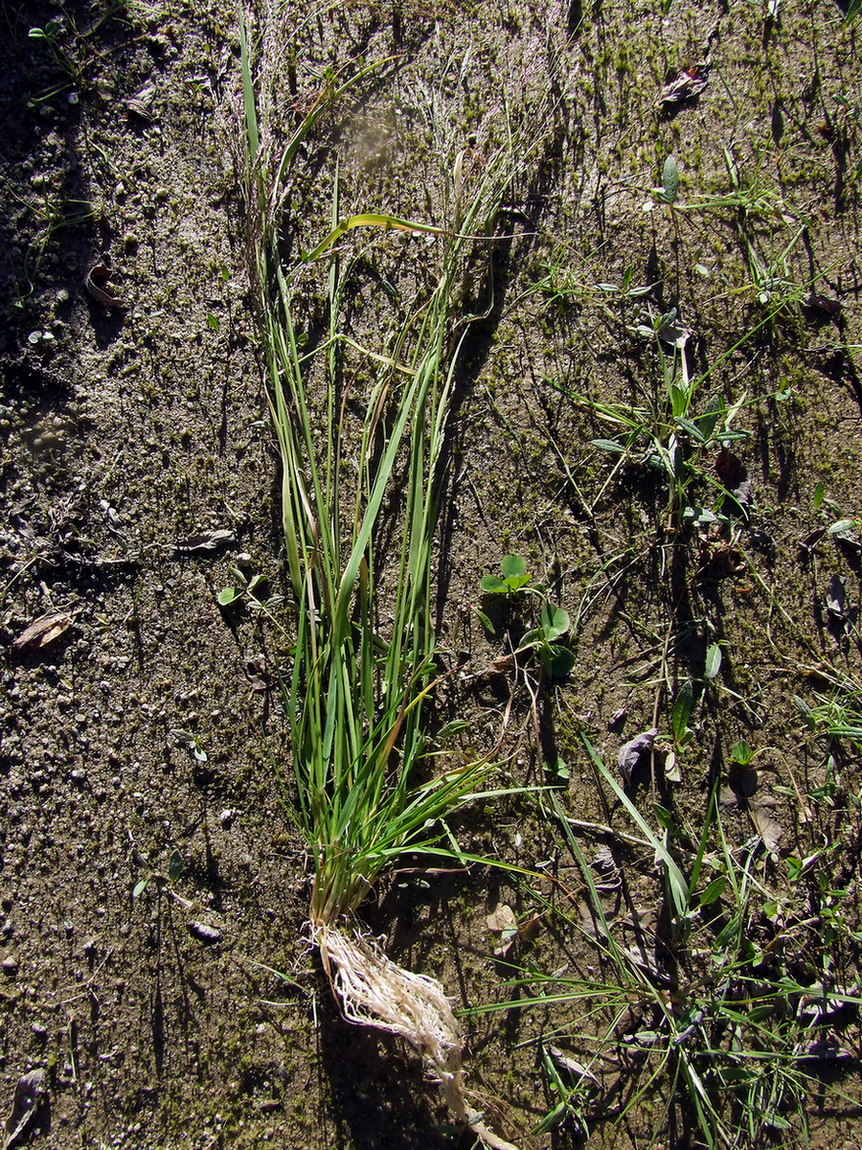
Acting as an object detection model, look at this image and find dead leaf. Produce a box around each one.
[590,846,620,893]
[126,83,156,120]
[794,1038,854,1064]
[618,728,657,781]
[826,573,847,620]
[659,63,710,105]
[173,529,236,556]
[517,914,542,942]
[85,264,128,310]
[244,654,269,692]
[715,448,752,513]
[798,528,826,558]
[12,612,73,652]
[486,904,518,957]
[547,1046,600,1088]
[187,921,222,945]
[4,1068,49,1150]
[749,792,783,855]
[607,706,627,732]
[805,293,842,320]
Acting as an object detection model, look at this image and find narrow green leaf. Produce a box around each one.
[661,154,679,204]
[699,876,726,906]
[672,680,695,742]
[475,608,495,633]
[676,416,706,443]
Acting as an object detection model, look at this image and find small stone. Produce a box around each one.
[2,953,19,976]
[187,921,222,946]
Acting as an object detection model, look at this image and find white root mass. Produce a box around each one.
[313,922,520,1150]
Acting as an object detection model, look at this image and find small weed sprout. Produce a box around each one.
[478,555,575,678]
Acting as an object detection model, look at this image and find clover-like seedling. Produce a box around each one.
[479,554,534,596]
[520,602,575,679]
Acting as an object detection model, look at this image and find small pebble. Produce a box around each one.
[187,921,222,945]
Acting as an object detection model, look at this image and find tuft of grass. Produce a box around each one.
[239,11,546,1141]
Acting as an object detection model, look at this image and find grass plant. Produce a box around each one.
[239,13,543,1145]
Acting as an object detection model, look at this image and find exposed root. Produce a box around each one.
[313,921,520,1150]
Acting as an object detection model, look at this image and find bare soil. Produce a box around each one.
[2,1,861,1148]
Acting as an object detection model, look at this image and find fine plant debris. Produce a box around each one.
[173,528,237,555]
[658,63,710,105]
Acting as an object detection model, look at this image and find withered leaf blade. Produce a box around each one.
[4,1068,49,1149]
[85,264,128,310]
[187,921,222,945]
[805,293,842,319]
[12,612,73,651]
[794,1038,854,1064]
[547,1045,600,1088]
[715,447,752,512]
[618,728,657,781]
[174,529,236,556]
[799,527,826,557]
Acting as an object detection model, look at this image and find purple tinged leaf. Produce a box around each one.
[618,728,657,781]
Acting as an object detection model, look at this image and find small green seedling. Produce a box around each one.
[730,739,758,766]
[218,564,280,613]
[479,556,574,678]
[519,602,575,679]
[171,728,207,762]
[479,554,534,596]
[133,848,187,901]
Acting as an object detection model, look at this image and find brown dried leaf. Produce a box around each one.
[826,573,847,620]
[659,63,710,105]
[12,612,73,651]
[715,448,752,512]
[749,792,782,854]
[517,914,542,942]
[618,728,657,781]
[85,264,128,310]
